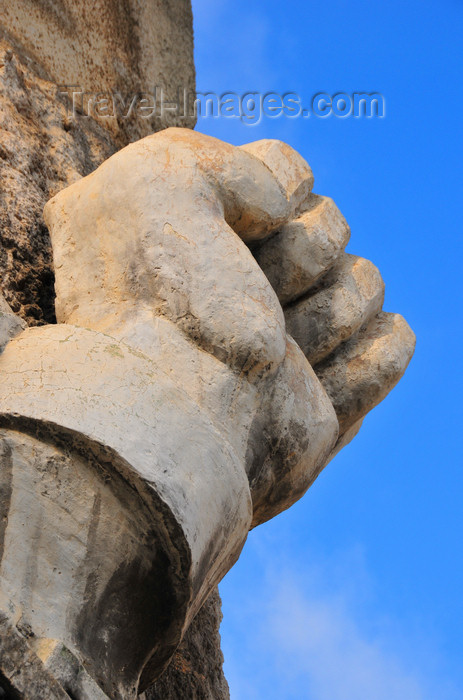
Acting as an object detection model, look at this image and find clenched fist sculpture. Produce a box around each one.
[0,129,414,699]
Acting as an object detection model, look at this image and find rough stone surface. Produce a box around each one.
[285,253,385,365]
[316,311,416,434]
[0,589,228,700]
[0,7,415,699]
[240,139,314,216]
[0,325,252,694]
[0,23,228,700]
[43,129,340,528]
[0,44,415,700]
[0,126,415,697]
[0,40,117,325]
[254,194,350,305]
[0,612,70,699]
[146,589,230,700]
[0,0,196,143]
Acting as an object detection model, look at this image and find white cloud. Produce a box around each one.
[264,578,424,700]
[221,545,463,700]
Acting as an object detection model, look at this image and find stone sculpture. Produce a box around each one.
[0,2,415,698]
[0,127,415,699]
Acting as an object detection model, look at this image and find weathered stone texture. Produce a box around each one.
[0,0,196,142]
[253,194,351,305]
[284,253,385,365]
[0,323,253,698]
[0,123,415,698]
[0,42,117,325]
[146,589,230,700]
[0,20,415,697]
[0,34,229,700]
[0,613,70,700]
[316,311,416,434]
[0,294,25,351]
[43,129,340,530]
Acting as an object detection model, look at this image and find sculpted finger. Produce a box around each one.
[253,195,350,305]
[239,139,314,215]
[315,312,416,434]
[284,254,385,365]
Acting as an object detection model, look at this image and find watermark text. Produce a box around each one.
[58,87,385,125]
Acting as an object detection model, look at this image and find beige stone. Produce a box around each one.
[240,139,314,215]
[285,253,385,365]
[43,127,340,524]
[0,127,415,697]
[254,194,350,305]
[0,325,252,697]
[43,128,292,373]
[0,7,231,698]
[316,312,416,433]
[0,0,196,142]
[0,40,117,325]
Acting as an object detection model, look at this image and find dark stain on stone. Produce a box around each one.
[75,548,178,697]
[0,671,21,699]
[0,436,13,565]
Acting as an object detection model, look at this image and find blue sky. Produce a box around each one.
[191,1,462,698]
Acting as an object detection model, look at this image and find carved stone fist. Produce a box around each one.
[44,128,415,521]
[0,129,414,698]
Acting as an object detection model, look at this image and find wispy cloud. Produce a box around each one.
[221,544,462,700]
[262,579,424,700]
[192,0,279,89]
